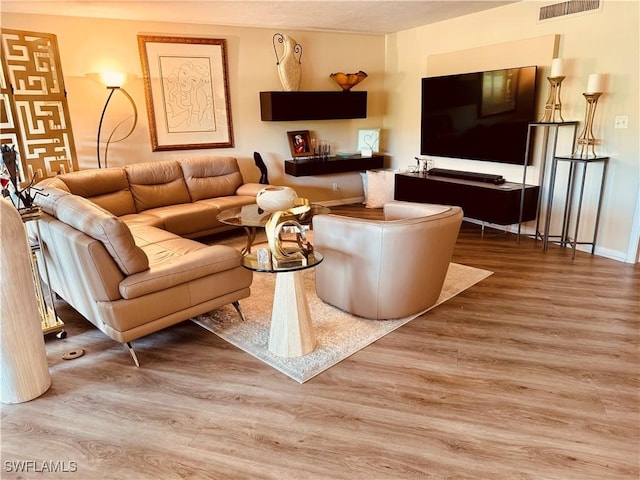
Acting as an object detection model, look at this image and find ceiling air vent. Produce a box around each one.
[539,0,601,20]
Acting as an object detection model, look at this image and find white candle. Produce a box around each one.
[586,73,603,93]
[550,58,563,77]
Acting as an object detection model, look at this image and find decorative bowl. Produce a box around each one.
[256,186,298,212]
[329,71,368,91]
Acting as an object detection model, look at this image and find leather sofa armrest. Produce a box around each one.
[235,183,265,197]
[118,245,242,299]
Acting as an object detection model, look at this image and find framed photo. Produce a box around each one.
[287,130,312,158]
[357,128,380,153]
[138,35,234,151]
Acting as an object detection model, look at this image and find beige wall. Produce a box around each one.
[3,1,638,262]
[384,0,639,262]
[1,13,386,203]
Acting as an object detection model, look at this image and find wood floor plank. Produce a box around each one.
[1,205,638,479]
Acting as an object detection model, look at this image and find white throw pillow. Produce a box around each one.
[365,169,397,209]
[360,171,368,204]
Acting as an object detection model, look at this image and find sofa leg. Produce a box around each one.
[123,342,140,367]
[232,301,246,322]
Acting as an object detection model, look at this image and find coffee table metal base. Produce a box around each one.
[269,270,317,357]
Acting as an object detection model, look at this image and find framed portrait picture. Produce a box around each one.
[138,35,234,151]
[357,128,380,154]
[287,130,312,158]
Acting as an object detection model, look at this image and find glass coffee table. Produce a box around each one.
[217,203,330,254]
[242,248,323,357]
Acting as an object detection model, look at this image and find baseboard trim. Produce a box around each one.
[315,197,365,207]
[464,218,629,263]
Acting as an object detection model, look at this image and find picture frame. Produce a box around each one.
[287,130,312,158]
[357,128,380,154]
[138,35,234,151]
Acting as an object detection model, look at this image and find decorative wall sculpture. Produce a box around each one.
[0,29,77,185]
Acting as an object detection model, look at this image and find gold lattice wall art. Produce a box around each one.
[1,29,77,184]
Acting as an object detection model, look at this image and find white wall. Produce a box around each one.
[1,13,386,203]
[384,0,639,262]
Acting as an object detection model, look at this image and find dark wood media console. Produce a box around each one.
[394,173,539,225]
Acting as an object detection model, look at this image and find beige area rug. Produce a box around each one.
[193,262,492,383]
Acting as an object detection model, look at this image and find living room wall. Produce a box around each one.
[0,13,386,203]
[384,0,639,262]
[3,2,638,263]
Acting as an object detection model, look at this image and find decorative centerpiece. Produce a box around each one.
[329,71,368,91]
[264,197,314,268]
[256,186,297,213]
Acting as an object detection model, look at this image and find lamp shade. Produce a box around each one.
[85,71,133,88]
[100,71,128,88]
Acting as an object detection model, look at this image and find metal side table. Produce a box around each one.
[543,155,609,259]
[20,207,66,338]
[518,121,578,243]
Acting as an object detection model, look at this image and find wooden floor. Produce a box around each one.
[2,204,639,480]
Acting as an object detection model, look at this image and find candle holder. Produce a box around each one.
[574,92,603,158]
[540,76,566,123]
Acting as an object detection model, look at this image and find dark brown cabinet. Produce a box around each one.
[260,91,367,121]
[394,173,539,225]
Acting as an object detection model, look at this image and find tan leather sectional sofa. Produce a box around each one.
[33,156,264,365]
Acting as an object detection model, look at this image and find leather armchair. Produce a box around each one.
[312,201,463,320]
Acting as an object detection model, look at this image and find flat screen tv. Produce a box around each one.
[420,66,538,165]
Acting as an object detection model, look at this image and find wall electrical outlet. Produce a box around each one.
[332,182,339,191]
[614,115,629,129]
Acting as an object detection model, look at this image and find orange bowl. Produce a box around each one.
[329,71,368,91]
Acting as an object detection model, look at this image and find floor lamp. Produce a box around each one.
[95,72,138,169]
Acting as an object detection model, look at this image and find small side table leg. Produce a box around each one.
[543,157,559,251]
[269,271,317,357]
[241,226,257,255]
[571,163,589,260]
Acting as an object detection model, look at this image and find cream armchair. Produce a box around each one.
[312,201,463,320]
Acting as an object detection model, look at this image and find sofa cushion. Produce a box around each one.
[125,161,191,211]
[54,194,149,275]
[179,156,244,201]
[139,203,220,236]
[121,225,243,298]
[118,245,243,299]
[52,168,136,216]
[119,212,165,229]
[131,225,208,263]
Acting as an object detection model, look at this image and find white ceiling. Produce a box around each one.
[1,1,519,35]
